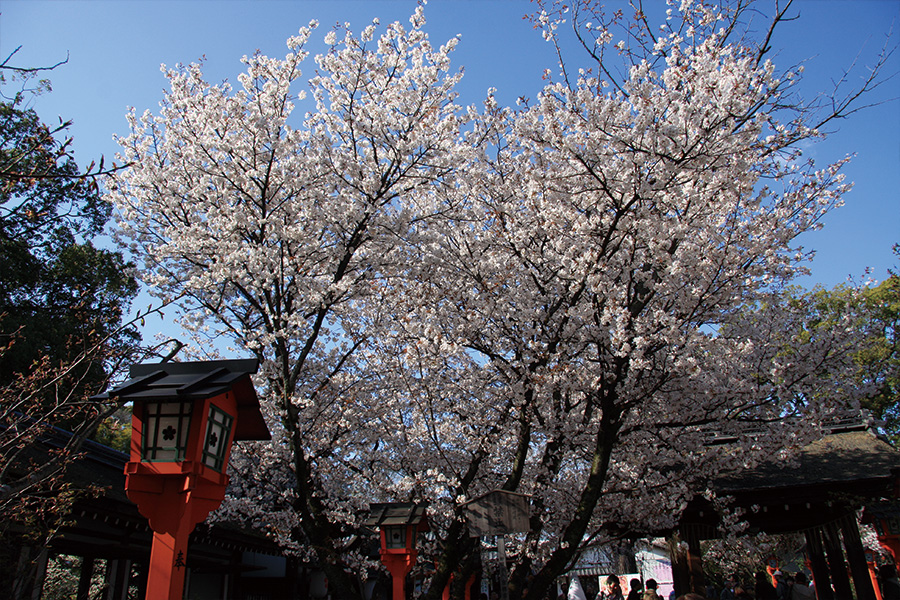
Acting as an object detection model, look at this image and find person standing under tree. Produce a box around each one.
[627,579,643,600]
[755,572,777,600]
[642,580,662,600]
[720,575,737,600]
[598,576,624,600]
[773,571,790,600]
[791,573,814,600]
[879,565,900,600]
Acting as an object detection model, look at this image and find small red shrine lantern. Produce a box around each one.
[863,500,900,570]
[97,359,270,600]
[365,502,429,600]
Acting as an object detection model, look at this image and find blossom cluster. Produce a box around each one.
[107,3,864,597]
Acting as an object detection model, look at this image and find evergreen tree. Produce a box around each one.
[0,56,140,597]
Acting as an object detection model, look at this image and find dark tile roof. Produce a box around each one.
[717,427,900,493]
[363,502,429,527]
[95,359,270,441]
[12,420,282,561]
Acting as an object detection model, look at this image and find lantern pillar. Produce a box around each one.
[365,503,429,600]
[381,527,418,600]
[147,517,192,600]
[93,359,270,600]
[128,467,231,600]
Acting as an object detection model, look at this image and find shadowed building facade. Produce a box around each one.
[674,421,900,600]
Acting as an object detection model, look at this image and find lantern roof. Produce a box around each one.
[364,502,429,528]
[97,359,271,441]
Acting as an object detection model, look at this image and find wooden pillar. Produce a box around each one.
[840,514,878,600]
[29,548,48,600]
[681,524,707,595]
[806,527,835,600]
[669,534,689,597]
[104,558,133,600]
[134,559,148,600]
[823,521,854,600]
[77,557,95,600]
[11,543,31,600]
[118,559,133,600]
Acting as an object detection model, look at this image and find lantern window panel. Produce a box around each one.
[384,525,408,549]
[202,403,233,472]
[143,400,193,462]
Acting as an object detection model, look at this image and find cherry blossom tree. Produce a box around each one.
[108,8,469,595]
[108,2,890,599]
[365,2,884,598]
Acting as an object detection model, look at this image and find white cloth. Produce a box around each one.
[568,576,587,600]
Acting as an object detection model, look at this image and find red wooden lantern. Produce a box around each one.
[365,502,429,600]
[863,500,900,571]
[97,359,270,600]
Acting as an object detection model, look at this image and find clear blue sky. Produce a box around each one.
[3,0,899,347]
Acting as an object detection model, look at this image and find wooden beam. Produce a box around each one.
[840,514,878,600]
[76,557,95,600]
[805,527,834,600]
[823,521,854,600]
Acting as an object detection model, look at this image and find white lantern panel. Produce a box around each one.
[143,400,192,462]
[202,403,234,472]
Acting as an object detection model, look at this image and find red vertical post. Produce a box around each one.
[366,503,428,600]
[146,525,191,600]
[443,575,452,600]
[101,361,270,600]
[381,528,417,600]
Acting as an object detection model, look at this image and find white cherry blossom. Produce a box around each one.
[107,3,882,599]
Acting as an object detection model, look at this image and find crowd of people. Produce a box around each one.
[715,565,900,600]
[577,562,900,600]
[595,575,664,600]
[710,570,814,600]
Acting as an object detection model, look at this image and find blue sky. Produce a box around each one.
[3,0,899,348]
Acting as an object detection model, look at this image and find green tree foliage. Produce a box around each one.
[0,81,138,403]
[794,253,900,442]
[0,56,141,598]
[90,408,132,453]
[855,260,900,441]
